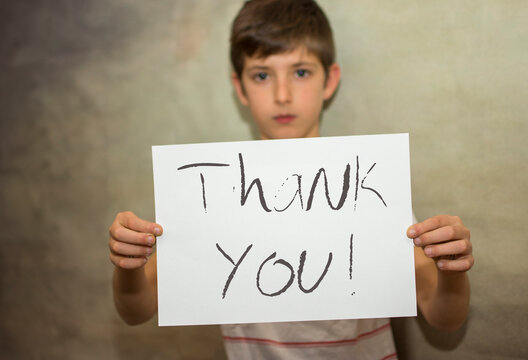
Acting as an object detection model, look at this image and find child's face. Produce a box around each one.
[232,46,341,140]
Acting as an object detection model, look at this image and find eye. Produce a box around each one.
[295,69,310,78]
[254,72,268,81]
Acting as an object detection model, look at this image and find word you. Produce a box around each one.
[215,234,356,299]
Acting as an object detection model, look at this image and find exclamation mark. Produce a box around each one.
[349,233,355,296]
[349,233,353,280]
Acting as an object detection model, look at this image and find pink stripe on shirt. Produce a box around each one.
[223,321,391,348]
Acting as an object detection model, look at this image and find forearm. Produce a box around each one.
[421,271,470,331]
[112,266,157,325]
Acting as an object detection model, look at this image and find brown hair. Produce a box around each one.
[230,0,335,79]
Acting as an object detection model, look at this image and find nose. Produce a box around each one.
[274,77,292,105]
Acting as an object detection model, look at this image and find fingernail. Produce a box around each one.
[146,247,153,254]
[414,237,422,246]
[407,228,416,238]
[154,227,162,236]
[437,260,446,269]
[147,235,154,245]
[424,247,432,256]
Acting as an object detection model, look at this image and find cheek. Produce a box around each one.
[245,89,268,117]
[298,86,325,112]
[248,99,269,123]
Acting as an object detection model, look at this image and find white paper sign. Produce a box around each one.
[152,134,416,326]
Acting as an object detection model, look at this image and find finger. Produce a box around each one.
[407,215,462,238]
[414,224,468,246]
[109,238,154,257]
[109,225,156,246]
[422,238,472,258]
[436,255,474,272]
[109,252,147,270]
[116,211,163,236]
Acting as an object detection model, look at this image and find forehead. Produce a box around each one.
[243,47,322,70]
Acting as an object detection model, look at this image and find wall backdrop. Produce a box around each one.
[1,1,526,359]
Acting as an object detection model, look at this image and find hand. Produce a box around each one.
[108,211,163,270]
[407,215,473,272]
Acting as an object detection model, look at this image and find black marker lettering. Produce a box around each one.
[349,233,354,280]
[239,153,271,212]
[274,174,304,212]
[354,156,360,211]
[256,252,295,297]
[360,163,387,207]
[306,164,351,210]
[177,163,230,170]
[200,173,207,212]
[216,243,253,299]
[178,162,230,212]
[297,250,333,293]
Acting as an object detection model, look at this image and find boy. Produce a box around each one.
[109,0,473,358]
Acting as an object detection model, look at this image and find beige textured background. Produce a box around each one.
[1,1,526,359]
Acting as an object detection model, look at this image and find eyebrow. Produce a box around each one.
[246,65,270,71]
[292,61,317,67]
[246,62,317,71]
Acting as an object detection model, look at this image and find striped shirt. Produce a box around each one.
[221,318,397,359]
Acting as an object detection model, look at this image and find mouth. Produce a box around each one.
[273,114,296,124]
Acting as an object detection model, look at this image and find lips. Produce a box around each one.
[273,114,296,124]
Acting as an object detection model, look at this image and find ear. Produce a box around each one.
[231,72,249,106]
[323,63,341,101]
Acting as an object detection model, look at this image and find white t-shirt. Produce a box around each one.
[221,318,397,359]
[220,214,415,359]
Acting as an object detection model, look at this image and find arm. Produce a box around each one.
[407,215,474,331]
[109,211,163,325]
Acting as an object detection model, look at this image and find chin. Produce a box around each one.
[264,128,317,140]
[265,132,303,140]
